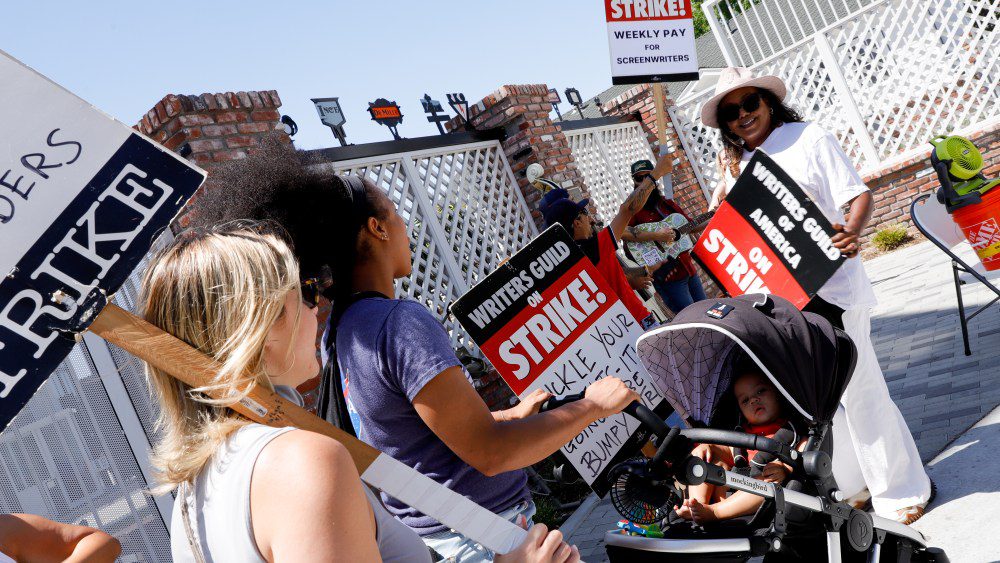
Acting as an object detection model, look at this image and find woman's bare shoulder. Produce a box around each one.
[255,429,357,487]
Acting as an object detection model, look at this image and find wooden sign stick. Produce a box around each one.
[652,82,670,154]
[88,302,528,554]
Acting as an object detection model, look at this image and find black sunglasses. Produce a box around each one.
[300,278,321,309]
[718,92,762,124]
[633,172,653,184]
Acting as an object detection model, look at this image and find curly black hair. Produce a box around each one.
[186,134,387,301]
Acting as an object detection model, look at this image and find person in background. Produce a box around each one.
[702,66,932,524]
[185,142,636,561]
[540,153,676,329]
[141,223,580,563]
[0,513,120,562]
[620,159,708,314]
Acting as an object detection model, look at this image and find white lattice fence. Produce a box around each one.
[674,0,1000,193]
[704,0,878,67]
[317,141,537,351]
[564,122,657,223]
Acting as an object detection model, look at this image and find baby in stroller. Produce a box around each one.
[600,294,946,562]
[676,366,807,525]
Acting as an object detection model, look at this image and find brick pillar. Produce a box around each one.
[601,84,709,217]
[446,84,589,229]
[134,91,288,226]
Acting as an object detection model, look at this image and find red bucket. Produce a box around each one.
[952,187,1000,271]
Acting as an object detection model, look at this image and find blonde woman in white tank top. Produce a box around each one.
[142,224,580,562]
[0,513,120,562]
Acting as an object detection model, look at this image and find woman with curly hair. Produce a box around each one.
[188,141,637,560]
[142,222,580,562]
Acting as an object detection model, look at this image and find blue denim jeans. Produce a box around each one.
[423,500,535,562]
[653,275,707,314]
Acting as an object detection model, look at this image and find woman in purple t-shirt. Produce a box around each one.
[189,145,638,562]
[327,176,637,561]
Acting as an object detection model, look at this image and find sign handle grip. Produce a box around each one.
[652,83,670,153]
[88,303,383,468]
[88,302,529,553]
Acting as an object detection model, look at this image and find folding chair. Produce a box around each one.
[910,192,1000,355]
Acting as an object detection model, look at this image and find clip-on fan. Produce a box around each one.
[608,426,690,525]
[931,134,1000,212]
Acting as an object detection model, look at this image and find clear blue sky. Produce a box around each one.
[5,1,620,150]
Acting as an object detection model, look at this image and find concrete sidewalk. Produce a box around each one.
[561,240,1000,561]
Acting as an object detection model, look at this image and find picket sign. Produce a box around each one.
[692,151,846,308]
[605,0,699,85]
[0,49,526,554]
[451,226,669,496]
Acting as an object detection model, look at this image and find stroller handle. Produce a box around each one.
[541,395,798,468]
[679,428,796,467]
[623,401,671,438]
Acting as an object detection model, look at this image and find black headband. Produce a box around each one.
[341,175,372,231]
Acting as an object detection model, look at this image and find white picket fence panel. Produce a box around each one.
[674,0,1000,193]
[314,140,538,352]
[563,121,659,224]
[703,0,879,67]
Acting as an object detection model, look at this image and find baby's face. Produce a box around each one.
[734,372,781,426]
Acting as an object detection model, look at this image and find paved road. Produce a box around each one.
[562,240,1000,562]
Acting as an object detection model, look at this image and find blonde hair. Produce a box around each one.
[140,222,301,491]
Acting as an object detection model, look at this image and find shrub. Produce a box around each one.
[872,224,911,252]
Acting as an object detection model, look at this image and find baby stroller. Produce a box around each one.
[602,294,947,562]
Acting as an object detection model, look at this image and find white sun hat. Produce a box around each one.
[701,67,787,128]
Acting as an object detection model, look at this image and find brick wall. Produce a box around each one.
[446,84,589,229]
[134,90,287,227]
[861,120,1000,244]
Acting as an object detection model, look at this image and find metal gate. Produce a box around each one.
[0,234,174,563]
[312,138,538,352]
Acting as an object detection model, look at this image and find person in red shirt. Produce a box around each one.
[540,154,674,329]
[621,159,708,314]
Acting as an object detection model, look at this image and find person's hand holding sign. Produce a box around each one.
[651,150,674,180]
[583,377,641,421]
[830,223,861,259]
[500,389,554,421]
[831,191,874,259]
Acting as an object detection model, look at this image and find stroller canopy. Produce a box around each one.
[636,294,856,426]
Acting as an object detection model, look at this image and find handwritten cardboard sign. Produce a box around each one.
[693,152,845,308]
[451,226,668,495]
[0,49,205,431]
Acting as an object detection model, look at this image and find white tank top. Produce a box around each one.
[0,550,14,563]
[170,423,429,562]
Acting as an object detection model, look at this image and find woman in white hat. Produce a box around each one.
[702,67,933,524]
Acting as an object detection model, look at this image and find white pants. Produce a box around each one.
[832,307,931,516]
